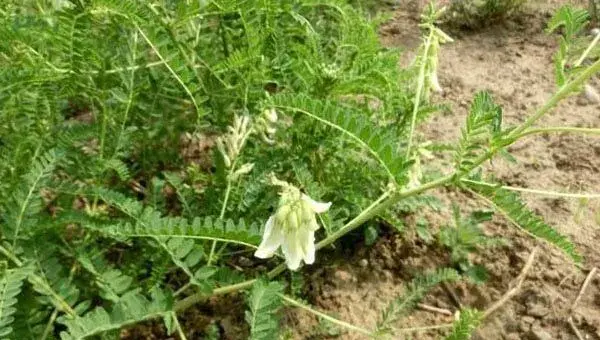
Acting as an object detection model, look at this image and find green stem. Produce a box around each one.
[516,126,600,139]
[405,28,434,158]
[133,22,201,119]
[174,264,286,312]
[462,179,600,199]
[174,282,192,297]
[0,245,22,266]
[509,57,600,138]
[12,145,44,249]
[395,323,453,333]
[318,174,452,251]
[113,31,138,158]
[41,264,77,340]
[279,294,372,336]
[41,309,59,340]
[575,29,600,67]
[207,175,233,266]
[171,311,188,340]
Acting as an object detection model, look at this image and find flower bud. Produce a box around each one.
[235,162,254,175]
[264,108,278,123]
[217,138,232,168]
[222,154,231,168]
[260,132,276,145]
[430,71,442,93]
[230,163,254,181]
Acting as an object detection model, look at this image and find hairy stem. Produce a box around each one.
[462,179,600,199]
[575,29,600,67]
[171,311,188,340]
[405,29,434,158]
[207,177,233,266]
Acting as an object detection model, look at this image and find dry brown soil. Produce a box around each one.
[286,1,600,339]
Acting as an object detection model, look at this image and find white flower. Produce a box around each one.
[254,188,331,270]
[430,71,443,93]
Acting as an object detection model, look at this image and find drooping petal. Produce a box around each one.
[281,229,302,270]
[302,194,331,213]
[306,214,320,231]
[430,72,443,93]
[254,216,283,259]
[302,230,316,265]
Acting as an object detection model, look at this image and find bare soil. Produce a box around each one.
[286,1,600,339]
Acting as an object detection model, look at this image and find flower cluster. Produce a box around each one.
[216,114,254,180]
[254,180,331,270]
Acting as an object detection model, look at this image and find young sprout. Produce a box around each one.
[254,177,331,270]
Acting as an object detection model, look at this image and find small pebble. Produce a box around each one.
[381,270,394,281]
[504,333,520,340]
[358,259,369,267]
[528,304,550,318]
[528,325,553,340]
[543,270,560,281]
[522,316,535,324]
[586,84,600,103]
[333,270,356,286]
[578,84,600,105]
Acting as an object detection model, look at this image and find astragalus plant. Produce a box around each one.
[0,1,598,339]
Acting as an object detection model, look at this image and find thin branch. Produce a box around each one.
[568,316,584,340]
[395,323,454,333]
[418,303,453,316]
[170,311,188,340]
[462,179,600,199]
[134,24,201,119]
[571,267,598,311]
[406,29,434,158]
[575,29,600,67]
[280,294,372,336]
[483,248,537,319]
